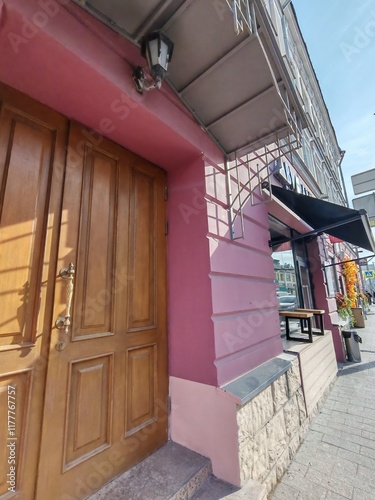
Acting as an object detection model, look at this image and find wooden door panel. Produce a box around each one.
[128,169,157,331]
[73,147,117,339]
[125,344,157,436]
[0,108,57,345]
[64,354,114,470]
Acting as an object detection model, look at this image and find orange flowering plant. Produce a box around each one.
[341,259,359,307]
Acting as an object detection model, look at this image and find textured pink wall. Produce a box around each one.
[168,160,217,385]
[206,163,284,385]
[170,376,241,486]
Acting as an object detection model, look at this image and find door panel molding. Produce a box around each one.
[0,109,58,346]
[127,168,157,332]
[125,344,157,437]
[73,146,118,339]
[63,354,114,471]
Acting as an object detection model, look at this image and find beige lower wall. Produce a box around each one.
[236,333,337,493]
[236,356,306,493]
[286,332,338,414]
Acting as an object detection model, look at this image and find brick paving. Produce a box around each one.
[271,308,375,500]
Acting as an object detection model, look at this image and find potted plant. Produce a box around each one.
[335,292,354,327]
[359,292,370,312]
[341,259,364,327]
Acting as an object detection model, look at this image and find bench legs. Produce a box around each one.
[285,316,313,343]
[301,314,325,336]
[315,314,324,335]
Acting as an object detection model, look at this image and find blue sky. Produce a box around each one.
[292,0,375,207]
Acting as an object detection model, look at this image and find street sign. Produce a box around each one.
[352,169,375,195]
[352,192,375,224]
[364,270,375,278]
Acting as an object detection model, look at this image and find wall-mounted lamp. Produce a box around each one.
[133,31,174,94]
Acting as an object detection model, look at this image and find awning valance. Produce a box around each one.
[270,185,375,253]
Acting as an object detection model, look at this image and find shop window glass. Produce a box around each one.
[269,215,315,335]
[324,258,338,297]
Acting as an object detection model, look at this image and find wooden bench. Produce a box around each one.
[279,310,314,343]
[295,308,325,335]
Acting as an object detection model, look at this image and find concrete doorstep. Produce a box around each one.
[88,441,267,500]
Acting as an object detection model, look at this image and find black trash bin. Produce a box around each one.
[342,330,362,362]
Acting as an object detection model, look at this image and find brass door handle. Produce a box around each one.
[55,263,75,335]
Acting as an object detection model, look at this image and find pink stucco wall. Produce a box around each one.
[167,159,217,385]
[170,376,241,486]
[205,162,284,385]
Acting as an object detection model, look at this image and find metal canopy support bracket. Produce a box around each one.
[225,0,303,240]
[225,147,274,240]
[226,0,257,35]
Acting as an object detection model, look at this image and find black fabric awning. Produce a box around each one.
[270,185,375,253]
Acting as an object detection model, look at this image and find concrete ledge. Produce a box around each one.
[221,353,296,405]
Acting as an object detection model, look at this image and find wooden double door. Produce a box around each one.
[0,85,168,499]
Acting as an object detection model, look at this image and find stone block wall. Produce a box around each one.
[236,356,308,494]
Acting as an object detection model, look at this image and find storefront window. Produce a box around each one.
[269,215,315,333]
[269,216,300,306]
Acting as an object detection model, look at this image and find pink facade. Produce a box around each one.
[0,0,287,388]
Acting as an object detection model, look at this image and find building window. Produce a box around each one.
[325,258,338,297]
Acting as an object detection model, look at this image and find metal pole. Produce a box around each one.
[356,247,366,294]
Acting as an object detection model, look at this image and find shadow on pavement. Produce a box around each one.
[338,360,375,376]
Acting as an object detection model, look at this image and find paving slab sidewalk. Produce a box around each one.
[271,308,375,500]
